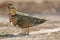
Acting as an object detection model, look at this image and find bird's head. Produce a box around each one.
[7,3,17,15]
[7,3,13,9]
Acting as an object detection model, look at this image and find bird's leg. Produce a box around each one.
[19,28,24,36]
[23,28,29,35]
[20,27,29,36]
[21,28,24,34]
[26,27,29,35]
[23,27,29,35]
[20,28,26,35]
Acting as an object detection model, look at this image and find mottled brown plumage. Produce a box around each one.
[7,3,47,35]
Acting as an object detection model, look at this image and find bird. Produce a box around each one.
[7,3,47,35]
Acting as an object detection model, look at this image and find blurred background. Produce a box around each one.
[0,0,60,39]
[0,0,60,26]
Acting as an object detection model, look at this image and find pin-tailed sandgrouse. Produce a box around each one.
[7,3,47,35]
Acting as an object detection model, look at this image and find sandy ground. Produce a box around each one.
[0,28,60,40]
[0,20,60,40]
[2,32,60,40]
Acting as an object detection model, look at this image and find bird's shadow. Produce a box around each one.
[0,33,29,38]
